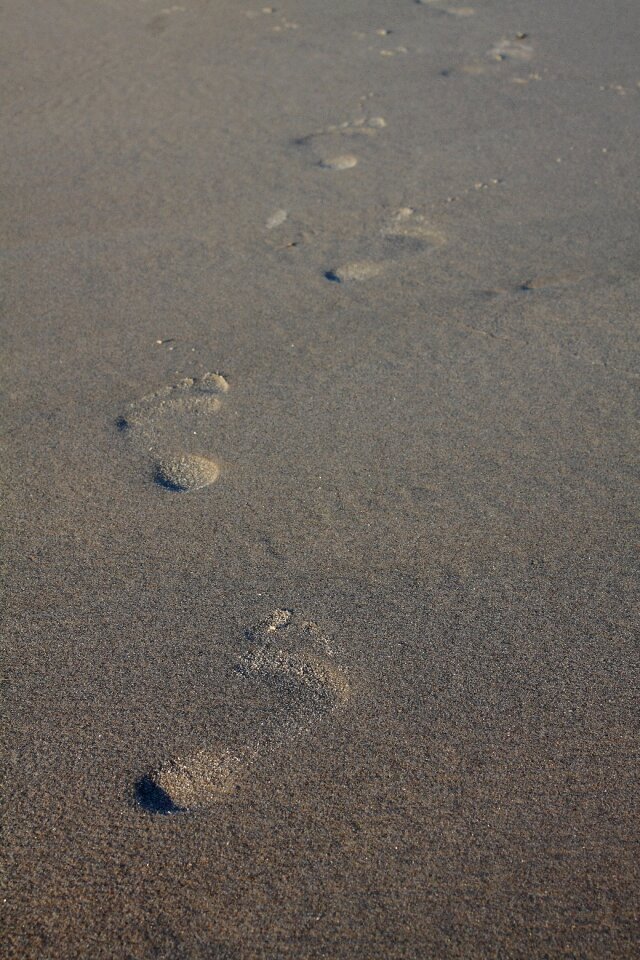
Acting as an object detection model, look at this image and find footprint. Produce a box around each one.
[295,114,386,170]
[136,610,349,812]
[295,115,387,146]
[456,34,533,76]
[487,36,534,63]
[325,208,446,282]
[119,373,229,429]
[118,373,228,491]
[384,206,446,243]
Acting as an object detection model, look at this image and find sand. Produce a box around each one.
[1,0,639,957]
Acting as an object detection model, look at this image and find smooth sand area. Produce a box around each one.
[2,0,638,957]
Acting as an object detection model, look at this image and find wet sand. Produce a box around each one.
[2,0,639,957]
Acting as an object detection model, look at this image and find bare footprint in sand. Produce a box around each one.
[294,114,386,171]
[487,36,534,63]
[456,34,534,77]
[136,610,349,813]
[325,207,446,283]
[117,373,228,491]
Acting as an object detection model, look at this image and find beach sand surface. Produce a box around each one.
[2,0,639,957]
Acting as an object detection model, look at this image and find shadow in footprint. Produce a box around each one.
[135,775,187,815]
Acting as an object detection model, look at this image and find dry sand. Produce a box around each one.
[1,0,639,957]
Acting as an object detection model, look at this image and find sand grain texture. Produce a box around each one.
[2,0,639,957]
